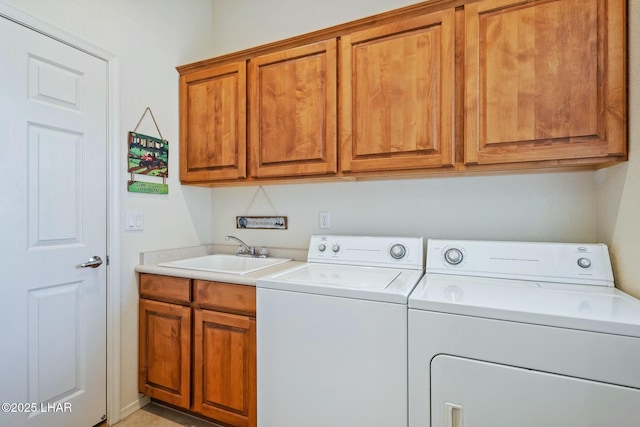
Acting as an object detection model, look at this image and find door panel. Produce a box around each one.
[29,54,84,110]
[28,284,84,403]
[138,299,191,409]
[193,309,256,427]
[431,355,640,426]
[28,125,84,245]
[248,39,337,178]
[464,0,626,164]
[340,11,456,173]
[180,62,247,181]
[0,15,107,427]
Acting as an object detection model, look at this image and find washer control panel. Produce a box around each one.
[427,239,614,287]
[308,235,424,270]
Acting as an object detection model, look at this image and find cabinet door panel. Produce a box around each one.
[340,11,455,172]
[193,309,256,427]
[180,61,246,181]
[464,0,626,164]
[139,299,191,409]
[248,39,337,178]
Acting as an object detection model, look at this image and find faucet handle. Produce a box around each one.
[258,246,269,258]
[236,245,248,255]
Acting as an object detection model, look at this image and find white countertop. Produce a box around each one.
[134,243,307,286]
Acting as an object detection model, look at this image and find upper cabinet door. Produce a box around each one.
[464,0,626,165]
[248,40,337,178]
[179,61,246,182]
[340,10,456,173]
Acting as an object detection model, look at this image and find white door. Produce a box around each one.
[0,14,107,427]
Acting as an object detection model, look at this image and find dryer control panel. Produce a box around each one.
[426,239,614,287]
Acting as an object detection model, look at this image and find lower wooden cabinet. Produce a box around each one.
[139,273,256,427]
[193,310,256,427]
[139,299,191,409]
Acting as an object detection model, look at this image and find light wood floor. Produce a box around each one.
[112,403,223,427]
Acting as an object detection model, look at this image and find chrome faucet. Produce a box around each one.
[225,235,255,257]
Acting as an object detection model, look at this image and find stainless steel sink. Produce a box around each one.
[158,254,291,275]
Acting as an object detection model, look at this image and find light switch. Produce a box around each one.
[125,211,144,231]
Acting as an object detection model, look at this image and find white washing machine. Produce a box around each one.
[409,239,640,427]
[257,235,424,427]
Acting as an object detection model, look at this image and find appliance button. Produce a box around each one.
[390,244,407,259]
[318,243,327,252]
[444,248,463,265]
[332,244,340,253]
[577,257,592,269]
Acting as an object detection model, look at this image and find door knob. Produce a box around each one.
[80,256,103,268]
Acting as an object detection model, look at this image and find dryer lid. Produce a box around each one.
[411,239,640,337]
[409,274,640,337]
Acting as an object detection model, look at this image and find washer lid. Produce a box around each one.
[258,263,424,303]
[409,274,640,337]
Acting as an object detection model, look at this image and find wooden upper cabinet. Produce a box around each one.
[179,61,247,181]
[340,10,456,173]
[248,39,337,178]
[176,0,627,185]
[464,0,627,165]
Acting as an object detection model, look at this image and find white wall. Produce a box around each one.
[211,173,597,250]
[595,1,640,298]
[208,0,603,269]
[1,0,217,417]
[210,0,429,56]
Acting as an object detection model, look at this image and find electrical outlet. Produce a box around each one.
[319,211,331,229]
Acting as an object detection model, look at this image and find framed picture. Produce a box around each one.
[127,131,168,178]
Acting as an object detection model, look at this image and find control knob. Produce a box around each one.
[332,244,340,253]
[390,244,407,260]
[318,243,327,252]
[444,248,463,265]
[577,257,592,269]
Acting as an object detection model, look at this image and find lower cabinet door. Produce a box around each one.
[138,298,191,409]
[193,309,256,427]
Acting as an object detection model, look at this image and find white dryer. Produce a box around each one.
[258,235,424,427]
[409,239,640,427]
